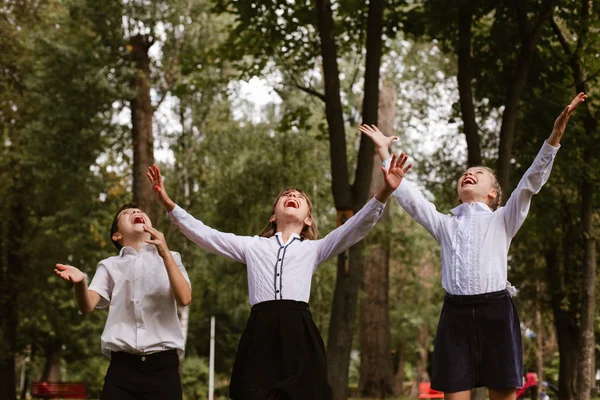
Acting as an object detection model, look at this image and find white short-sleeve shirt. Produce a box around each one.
[88,244,191,358]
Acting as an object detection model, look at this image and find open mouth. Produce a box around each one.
[462,177,476,187]
[132,215,145,225]
[284,199,300,209]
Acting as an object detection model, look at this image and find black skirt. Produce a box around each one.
[430,290,523,393]
[229,300,332,400]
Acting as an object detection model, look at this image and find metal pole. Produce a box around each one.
[208,316,215,400]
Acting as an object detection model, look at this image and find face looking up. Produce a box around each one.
[112,208,152,243]
[270,189,313,228]
[456,167,498,208]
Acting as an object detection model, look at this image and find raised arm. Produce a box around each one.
[148,164,251,263]
[382,158,447,242]
[54,264,101,314]
[503,93,586,236]
[359,124,397,162]
[143,225,192,306]
[316,153,411,263]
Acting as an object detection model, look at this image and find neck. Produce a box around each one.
[121,234,150,252]
[277,222,304,243]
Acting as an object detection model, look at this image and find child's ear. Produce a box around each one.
[269,214,276,223]
[304,216,313,227]
[487,189,497,201]
[112,232,123,242]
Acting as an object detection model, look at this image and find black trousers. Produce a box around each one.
[431,290,523,393]
[100,350,182,400]
[229,300,332,400]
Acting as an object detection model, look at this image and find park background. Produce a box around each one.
[1,0,599,399]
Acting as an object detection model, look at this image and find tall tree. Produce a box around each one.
[359,84,396,397]
[550,2,599,398]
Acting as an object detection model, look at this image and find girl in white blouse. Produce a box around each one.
[147,153,411,400]
[360,92,586,400]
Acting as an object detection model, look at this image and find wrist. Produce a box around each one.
[162,198,176,213]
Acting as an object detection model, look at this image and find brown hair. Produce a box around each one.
[460,166,503,210]
[110,202,142,250]
[258,187,318,240]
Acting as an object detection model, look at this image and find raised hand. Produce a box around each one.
[549,92,587,146]
[54,264,86,284]
[147,164,175,211]
[359,124,397,149]
[143,225,169,256]
[383,152,412,190]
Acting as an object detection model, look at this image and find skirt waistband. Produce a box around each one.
[251,299,310,312]
[444,289,509,305]
[110,349,177,362]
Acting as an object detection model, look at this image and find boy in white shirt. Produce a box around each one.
[54,203,191,400]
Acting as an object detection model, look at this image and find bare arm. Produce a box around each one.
[143,225,192,306]
[54,264,101,314]
[546,92,587,147]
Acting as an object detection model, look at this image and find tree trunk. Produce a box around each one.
[0,185,24,400]
[546,247,578,400]
[327,245,365,400]
[551,3,597,396]
[496,0,555,192]
[314,0,384,398]
[41,341,62,383]
[129,34,157,224]
[535,283,544,399]
[359,85,396,398]
[394,343,406,396]
[457,0,482,167]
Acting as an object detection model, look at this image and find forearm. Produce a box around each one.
[546,129,562,148]
[375,145,392,162]
[375,184,394,203]
[73,281,96,314]
[160,250,192,306]
[160,196,176,213]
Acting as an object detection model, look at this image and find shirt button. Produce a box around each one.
[141,356,146,361]
[276,290,280,293]
[278,258,282,261]
[277,273,280,276]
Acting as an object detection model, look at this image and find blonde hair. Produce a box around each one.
[258,187,318,240]
[461,166,503,210]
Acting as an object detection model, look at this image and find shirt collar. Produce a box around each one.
[119,243,156,257]
[450,202,493,216]
[274,231,302,245]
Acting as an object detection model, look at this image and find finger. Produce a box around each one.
[145,239,159,246]
[394,153,406,169]
[148,166,157,182]
[142,225,157,234]
[403,163,413,173]
[155,164,163,186]
[55,263,69,271]
[370,124,380,131]
[147,172,154,185]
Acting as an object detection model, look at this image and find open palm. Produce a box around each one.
[384,152,412,190]
[54,264,85,284]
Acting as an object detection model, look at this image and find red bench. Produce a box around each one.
[418,382,444,399]
[32,382,87,399]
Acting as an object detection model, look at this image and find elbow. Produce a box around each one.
[79,306,94,315]
[178,295,192,307]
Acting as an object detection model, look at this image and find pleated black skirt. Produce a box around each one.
[430,290,523,393]
[229,300,332,400]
